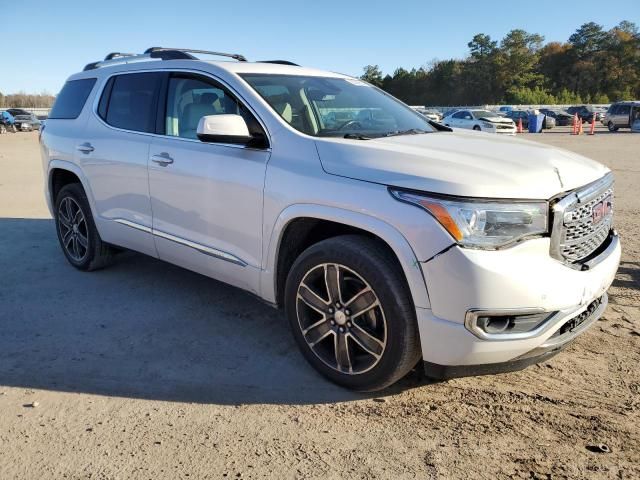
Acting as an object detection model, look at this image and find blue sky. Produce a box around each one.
[2,0,638,94]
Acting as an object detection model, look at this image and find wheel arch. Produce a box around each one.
[263,204,431,310]
[47,161,98,220]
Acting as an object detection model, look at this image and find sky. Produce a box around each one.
[1,0,638,95]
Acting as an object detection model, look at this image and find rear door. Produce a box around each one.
[617,105,631,127]
[147,71,271,293]
[80,71,164,257]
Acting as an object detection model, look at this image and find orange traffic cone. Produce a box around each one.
[517,118,523,133]
[571,113,579,135]
[578,119,584,135]
[589,115,596,135]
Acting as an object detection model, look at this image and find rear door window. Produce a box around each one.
[49,78,97,119]
[101,73,163,133]
[618,105,631,116]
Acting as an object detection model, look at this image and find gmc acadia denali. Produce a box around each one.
[41,48,620,391]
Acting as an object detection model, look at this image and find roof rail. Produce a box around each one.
[145,47,247,62]
[104,52,136,61]
[259,60,299,66]
[82,47,254,71]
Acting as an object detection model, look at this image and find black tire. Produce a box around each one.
[284,235,421,391]
[607,121,618,132]
[54,183,113,271]
[472,125,481,131]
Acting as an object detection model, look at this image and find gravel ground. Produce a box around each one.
[0,127,638,479]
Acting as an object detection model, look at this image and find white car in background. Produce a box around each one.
[443,109,516,134]
[412,107,442,123]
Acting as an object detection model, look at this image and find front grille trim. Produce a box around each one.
[550,173,614,265]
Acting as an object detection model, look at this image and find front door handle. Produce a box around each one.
[150,152,174,166]
[76,142,94,154]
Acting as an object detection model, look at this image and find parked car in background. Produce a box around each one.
[13,113,41,131]
[602,101,640,132]
[539,108,574,126]
[566,105,599,123]
[498,106,513,114]
[442,109,516,134]
[6,108,32,117]
[505,110,554,130]
[412,107,442,123]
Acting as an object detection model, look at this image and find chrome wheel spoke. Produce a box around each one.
[76,232,88,249]
[64,198,74,224]
[349,325,384,358]
[298,283,329,314]
[349,291,379,319]
[304,319,333,346]
[334,333,352,373]
[324,264,343,304]
[62,229,74,247]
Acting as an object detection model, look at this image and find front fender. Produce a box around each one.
[261,203,431,309]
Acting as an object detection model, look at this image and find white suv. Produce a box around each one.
[41,48,620,391]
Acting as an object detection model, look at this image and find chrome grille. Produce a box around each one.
[550,174,614,264]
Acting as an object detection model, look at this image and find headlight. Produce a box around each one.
[391,190,548,248]
[482,122,494,129]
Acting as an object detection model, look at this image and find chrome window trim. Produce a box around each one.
[113,218,247,267]
[90,67,272,153]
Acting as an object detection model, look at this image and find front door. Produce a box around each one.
[148,72,270,294]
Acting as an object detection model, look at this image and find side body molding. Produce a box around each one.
[261,204,431,309]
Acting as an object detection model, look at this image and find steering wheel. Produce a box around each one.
[337,120,363,131]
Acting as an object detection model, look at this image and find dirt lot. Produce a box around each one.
[0,127,638,479]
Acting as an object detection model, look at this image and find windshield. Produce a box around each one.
[240,74,434,138]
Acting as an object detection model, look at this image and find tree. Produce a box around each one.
[359,20,639,106]
[360,65,384,87]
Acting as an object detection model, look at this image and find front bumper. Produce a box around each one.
[416,232,620,375]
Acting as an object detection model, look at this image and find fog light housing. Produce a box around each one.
[465,309,558,340]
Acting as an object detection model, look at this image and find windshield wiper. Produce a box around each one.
[343,133,372,140]
[384,128,429,137]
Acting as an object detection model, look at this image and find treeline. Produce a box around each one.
[361,21,640,106]
[0,92,56,108]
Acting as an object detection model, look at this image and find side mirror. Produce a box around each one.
[197,114,252,145]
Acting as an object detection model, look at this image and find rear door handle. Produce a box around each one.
[76,142,94,154]
[150,152,174,166]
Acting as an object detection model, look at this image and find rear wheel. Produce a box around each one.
[284,235,421,391]
[55,183,113,271]
[608,121,618,132]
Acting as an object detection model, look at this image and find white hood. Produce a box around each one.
[478,115,513,124]
[315,131,609,199]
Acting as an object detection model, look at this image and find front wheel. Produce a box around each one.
[472,125,481,131]
[284,235,421,391]
[608,121,618,132]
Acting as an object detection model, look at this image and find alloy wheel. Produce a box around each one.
[295,263,387,375]
[58,197,89,262]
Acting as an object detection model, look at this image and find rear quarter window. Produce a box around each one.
[49,78,97,119]
[102,72,162,133]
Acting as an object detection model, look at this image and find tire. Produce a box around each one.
[608,121,618,132]
[284,235,421,391]
[54,183,113,271]
[472,125,481,131]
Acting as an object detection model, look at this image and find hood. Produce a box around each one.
[478,115,513,124]
[315,131,609,199]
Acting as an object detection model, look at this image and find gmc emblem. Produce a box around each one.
[592,195,612,224]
